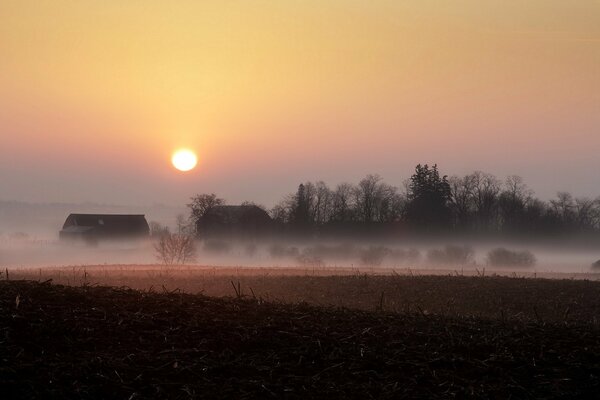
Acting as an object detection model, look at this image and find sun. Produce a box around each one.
[171,149,198,172]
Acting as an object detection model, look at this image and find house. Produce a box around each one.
[59,213,150,242]
[196,205,274,238]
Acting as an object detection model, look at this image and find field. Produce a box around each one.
[2,266,600,398]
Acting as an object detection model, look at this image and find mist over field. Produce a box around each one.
[3,234,599,275]
[3,173,600,275]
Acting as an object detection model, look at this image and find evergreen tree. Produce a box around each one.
[292,184,311,229]
[405,164,452,231]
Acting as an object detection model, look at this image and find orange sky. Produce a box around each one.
[1,1,599,205]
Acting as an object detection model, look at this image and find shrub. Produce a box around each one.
[487,248,536,267]
[154,233,197,265]
[427,245,474,265]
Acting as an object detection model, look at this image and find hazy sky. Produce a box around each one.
[1,1,599,207]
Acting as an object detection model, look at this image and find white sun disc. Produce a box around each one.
[172,149,197,172]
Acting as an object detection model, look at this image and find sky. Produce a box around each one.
[1,1,599,207]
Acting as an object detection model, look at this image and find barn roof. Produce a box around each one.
[60,213,150,239]
[63,213,149,229]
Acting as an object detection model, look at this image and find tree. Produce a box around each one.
[353,174,400,223]
[471,171,501,232]
[330,183,355,222]
[187,193,225,233]
[154,233,197,265]
[575,197,600,232]
[498,175,532,233]
[448,174,477,231]
[270,194,296,224]
[404,164,452,230]
[550,192,575,228]
[313,181,333,225]
[354,174,382,223]
[292,184,311,228]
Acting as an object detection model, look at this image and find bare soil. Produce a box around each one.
[1,277,600,399]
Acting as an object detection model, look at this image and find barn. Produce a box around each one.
[59,213,150,241]
[196,205,274,238]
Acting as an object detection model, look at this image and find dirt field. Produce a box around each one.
[7,265,600,321]
[2,272,600,398]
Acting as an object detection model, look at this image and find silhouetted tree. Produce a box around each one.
[448,174,476,231]
[187,193,225,234]
[498,176,532,234]
[550,192,576,229]
[270,195,295,224]
[354,174,383,223]
[405,164,452,231]
[291,184,312,234]
[313,181,333,225]
[263,167,600,240]
[575,197,600,232]
[352,174,401,224]
[330,183,355,222]
[471,171,501,233]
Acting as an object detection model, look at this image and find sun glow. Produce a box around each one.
[171,149,198,172]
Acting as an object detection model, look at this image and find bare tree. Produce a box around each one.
[331,182,355,222]
[471,171,501,232]
[574,197,597,231]
[313,181,333,225]
[187,194,225,233]
[498,175,534,232]
[154,233,197,265]
[270,194,296,224]
[373,183,402,223]
[354,174,382,223]
[504,175,533,203]
[448,174,476,230]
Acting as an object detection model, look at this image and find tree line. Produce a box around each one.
[189,164,600,240]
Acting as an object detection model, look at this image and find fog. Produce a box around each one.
[1,201,599,275]
[2,234,600,276]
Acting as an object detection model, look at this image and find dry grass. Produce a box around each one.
[7,264,600,323]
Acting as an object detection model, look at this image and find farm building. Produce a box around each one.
[196,205,274,238]
[59,214,150,241]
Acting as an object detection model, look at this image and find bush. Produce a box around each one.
[487,248,536,267]
[591,259,600,269]
[427,245,474,266]
[154,233,197,265]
